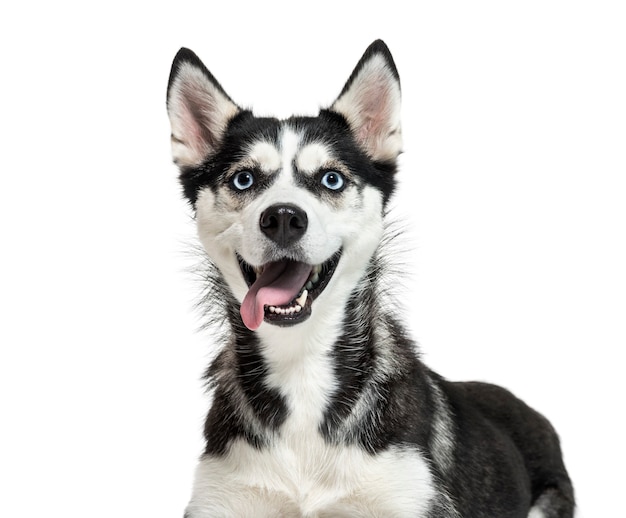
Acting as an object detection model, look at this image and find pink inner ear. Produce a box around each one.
[357,76,395,147]
[178,100,207,158]
[173,80,220,162]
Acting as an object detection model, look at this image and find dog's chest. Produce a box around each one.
[193,430,435,517]
[190,330,437,517]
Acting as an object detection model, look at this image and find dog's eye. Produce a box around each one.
[320,171,345,191]
[230,171,255,191]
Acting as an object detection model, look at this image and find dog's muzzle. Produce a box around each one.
[237,204,340,330]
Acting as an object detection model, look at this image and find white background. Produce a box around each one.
[1,1,624,516]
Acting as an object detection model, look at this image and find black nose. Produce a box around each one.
[260,204,308,247]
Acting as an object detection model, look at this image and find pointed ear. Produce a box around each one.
[166,48,240,168]
[330,40,402,162]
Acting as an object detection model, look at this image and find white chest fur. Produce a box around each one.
[187,436,435,518]
[186,322,436,517]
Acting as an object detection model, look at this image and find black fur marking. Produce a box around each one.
[179,111,397,207]
[446,382,574,517]
[178,111,282,206]
[434,381,575,517]
[320,251,435,454]
[295,111,397,204]
[203,343,288,455]
[194,260,288,456]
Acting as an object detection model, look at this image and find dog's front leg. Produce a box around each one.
[183,454,301,518]
[184,492,300,518]
[184,485,301,518]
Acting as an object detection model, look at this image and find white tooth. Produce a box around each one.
[295,305,302,313]
[313,264,321,274]
[269,306,276,313]
[295,290,308,307]
[305,281,313,291]
[310,273,319,284]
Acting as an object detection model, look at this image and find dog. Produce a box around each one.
[166,40,575,518]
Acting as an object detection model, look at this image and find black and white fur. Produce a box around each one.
[167,40,574,518]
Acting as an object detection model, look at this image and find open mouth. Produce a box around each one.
[237,250,341,330]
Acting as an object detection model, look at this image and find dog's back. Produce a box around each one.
[442,380,574,516]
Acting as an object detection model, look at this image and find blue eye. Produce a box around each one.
[231,171,255,191]
[320,171,345,191]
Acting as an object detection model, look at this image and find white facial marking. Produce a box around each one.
[280,127,301,176]
[296,143,332,174]
[248,141,281,172]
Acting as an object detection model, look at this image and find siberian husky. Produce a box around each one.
[166,40,574,518]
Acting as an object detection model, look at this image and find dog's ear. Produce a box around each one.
[166,48,240,168]
[330,40,402,162]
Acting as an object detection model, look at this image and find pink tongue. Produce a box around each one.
[240,260,313,330]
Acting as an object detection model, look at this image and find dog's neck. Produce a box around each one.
[224,261,384,430]
[202,253,422,455]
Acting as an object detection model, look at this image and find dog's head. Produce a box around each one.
[166,41,402,331]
